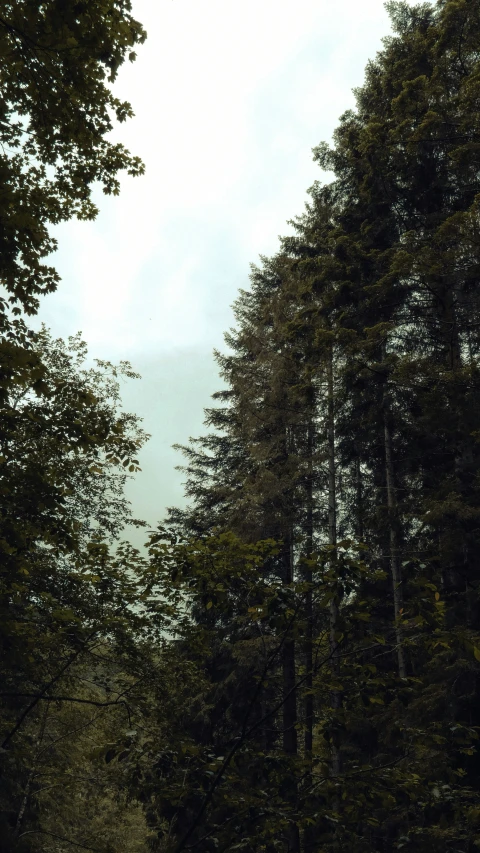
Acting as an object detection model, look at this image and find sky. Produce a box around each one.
[35,0,412,545]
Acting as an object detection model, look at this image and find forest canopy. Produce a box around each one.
[2,1,480,852]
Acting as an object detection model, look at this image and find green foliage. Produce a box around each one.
[0,0,146,314]
[0,330,150,850]
[157,2,480,850]
[5,1,480,852]
[0,2,151,849]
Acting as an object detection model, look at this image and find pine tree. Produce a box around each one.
[158,3,480,850]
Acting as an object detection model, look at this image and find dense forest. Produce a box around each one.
[1,1,480,851]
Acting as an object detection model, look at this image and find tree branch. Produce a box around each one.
[1,631,97,749]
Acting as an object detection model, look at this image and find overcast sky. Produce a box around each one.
[35,0,412,545]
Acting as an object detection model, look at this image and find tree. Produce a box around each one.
[0,5,148,839]
[163,4,480,850]
[0,328,149,850]
[0,0,146,315]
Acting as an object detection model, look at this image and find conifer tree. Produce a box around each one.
[164,4,480,851]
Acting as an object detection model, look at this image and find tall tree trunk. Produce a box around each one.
[14,701,50,839]
[282,528,300,852]
[447,288,478,631]
[283,535,297,756]
[443,284,462,372]
[383,404,407,679]
[304,417,314,761]
[327,346,341,781]
[303,416,315,853]
[354,449,364,543]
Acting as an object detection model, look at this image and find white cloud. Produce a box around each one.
[40,0,397,356]
[34,0,415,531]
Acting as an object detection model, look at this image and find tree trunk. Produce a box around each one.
[304,418,314,761]
[444,284,462,372]
[383,406,407,679]
[302,415,315,853]
[327,346,342,781]
[282,532,300,852]
[354,450,364,543]
[14,701,50,838]
[444,285,475,606]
